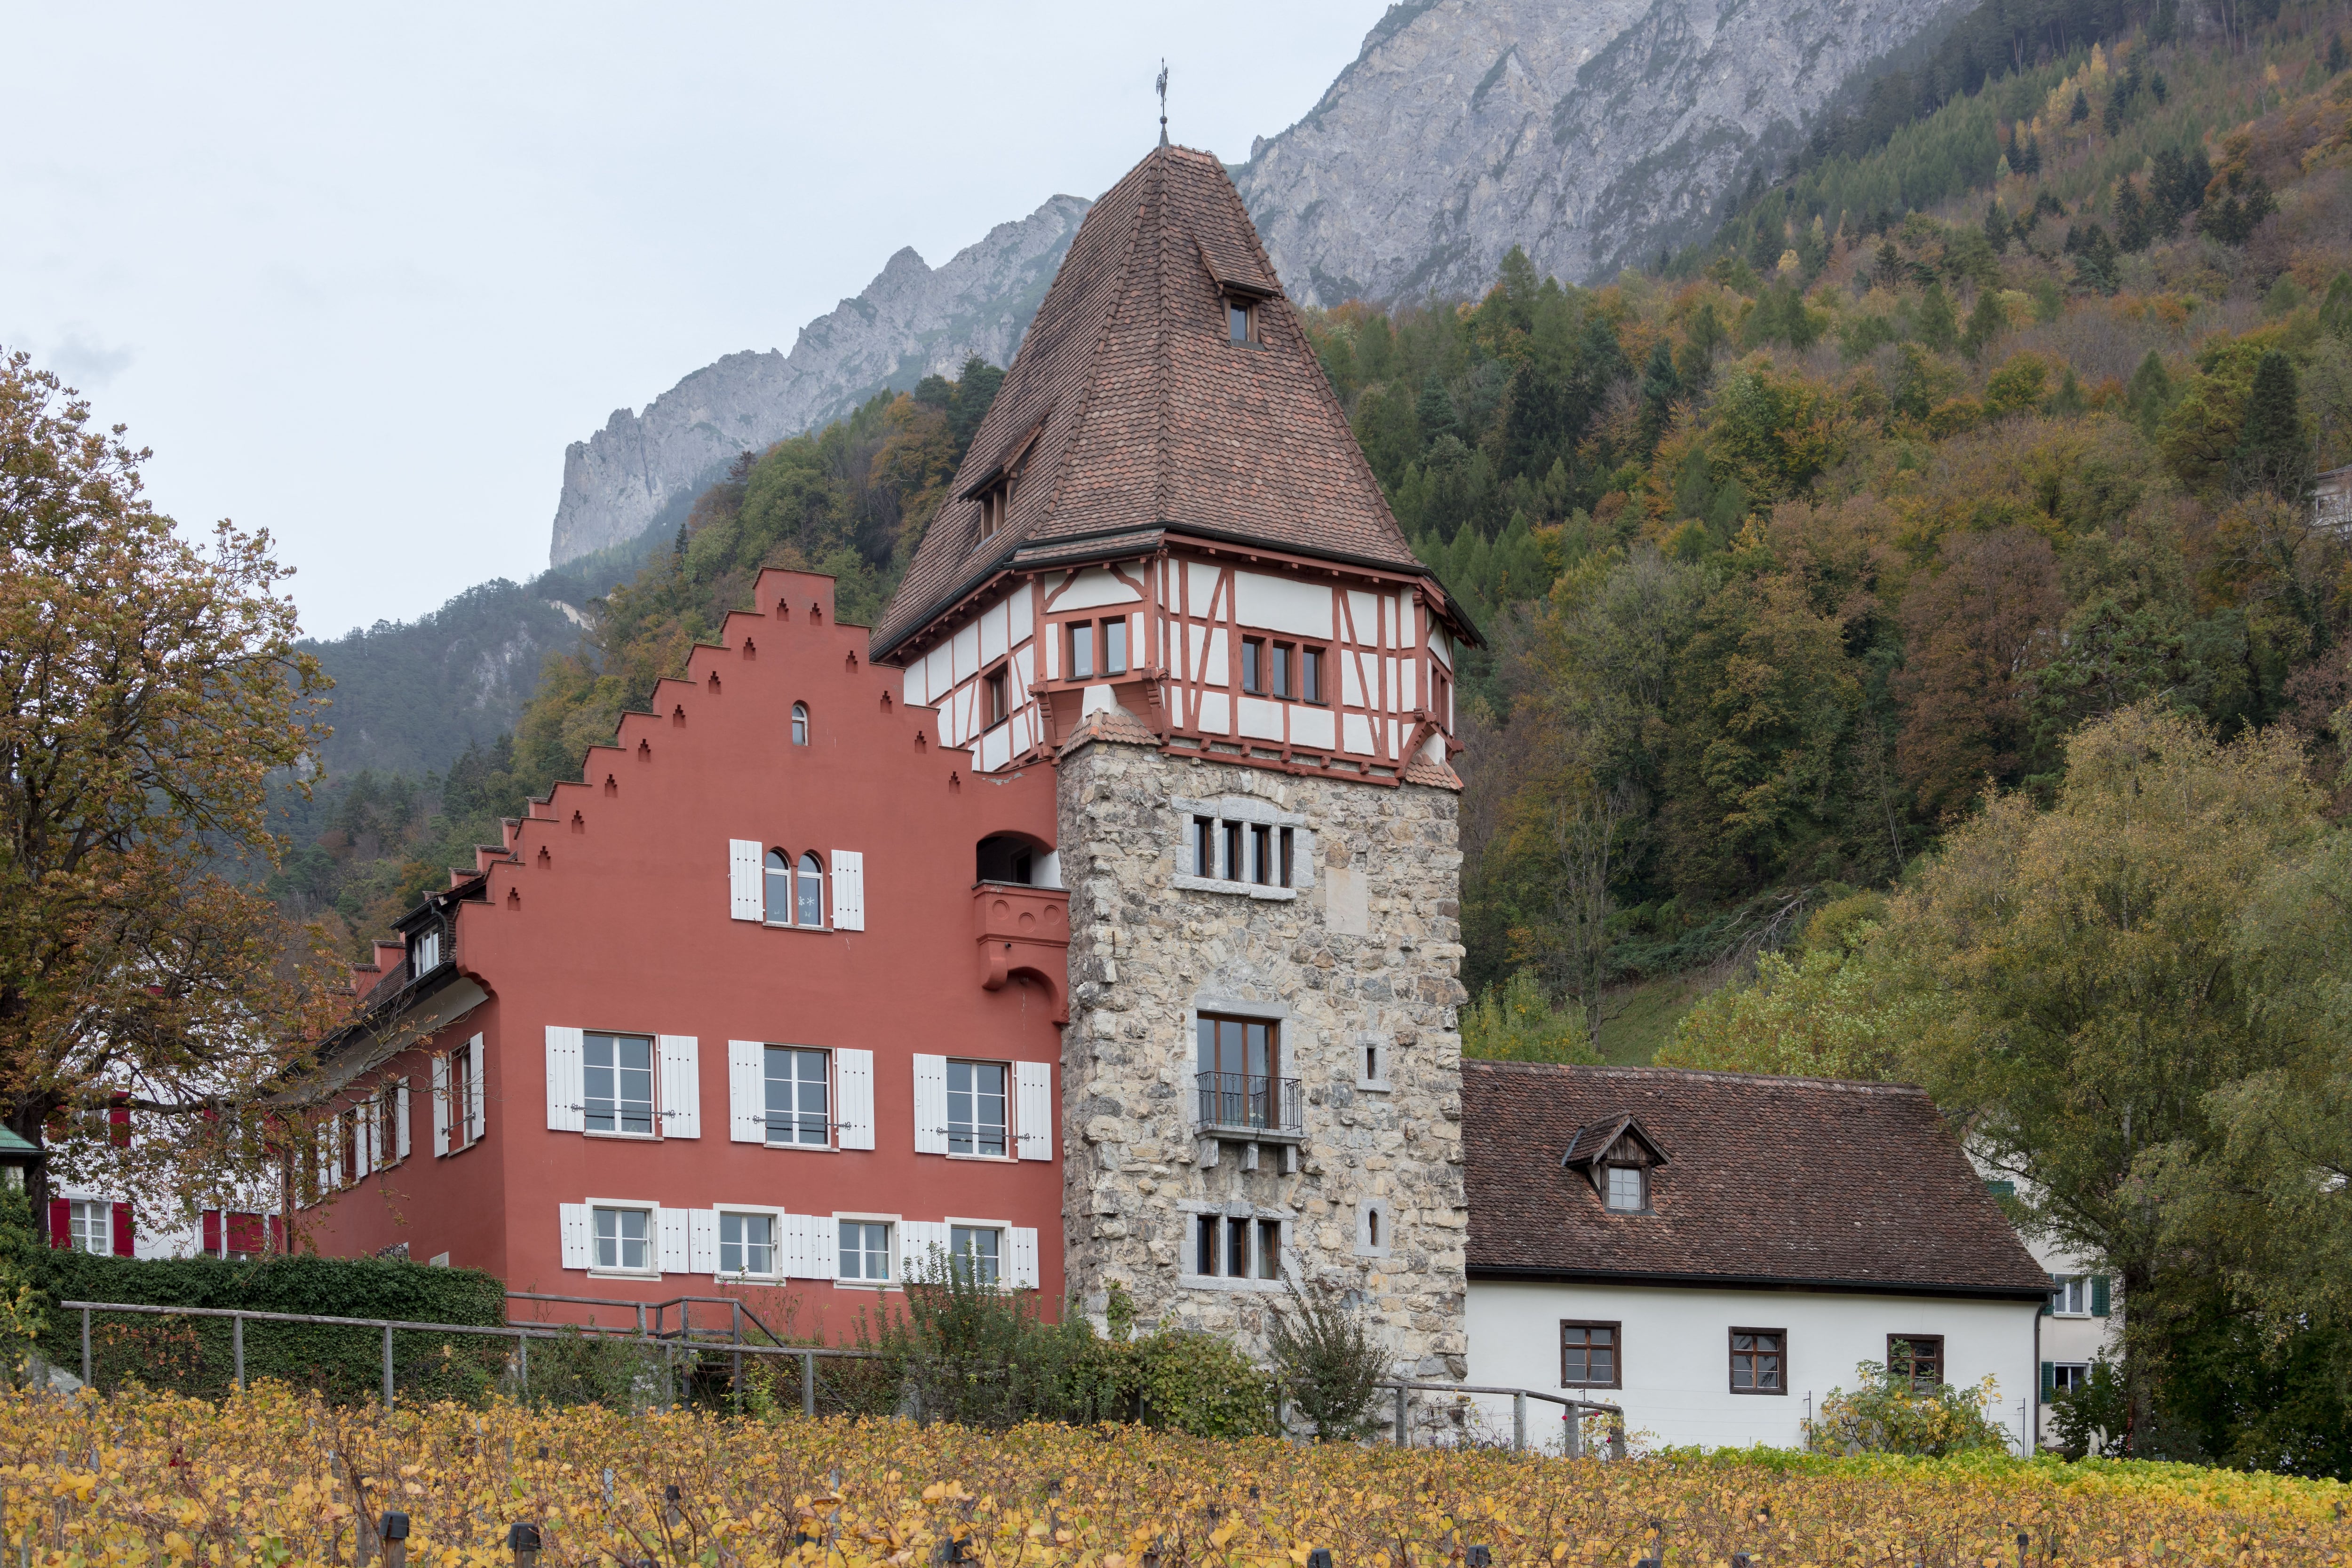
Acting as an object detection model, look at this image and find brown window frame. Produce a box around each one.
[1227,299,1258,346]
[1888,1334,1945,1389]
[983,665,1009,731]
[1240,636,1266,695]
[1300,644,1327,705]
[1560,1320,1621,1389]
[977,477,1015,540]
[1730,1327,1787,1395]
[1064,616,1130,681]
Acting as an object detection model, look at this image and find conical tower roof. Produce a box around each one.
[873,144,1434,658]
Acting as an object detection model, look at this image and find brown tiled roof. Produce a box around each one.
[1463,1062,2050,1298]
[1057,702,1161,753]
[1401,751,1463,790]
[874,144,1428,657]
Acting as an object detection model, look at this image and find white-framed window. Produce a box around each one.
[2050,1274,2098,1316]
[765,1046,830,1146]
[437,1037,484,1154]
[67,1199,111,1255]
[2050,1362,2091,1395]
[719,1211,776,1276]
[946,1060,1008,1157]
[791,702,809,746]
[948,1224,1001,1285]
[593,1205,654,1273]
[584,1032,656,1135]
[1605,1166,1646,1212]
[838,1219,893,1284]
[410,928,441,977]
[796,853,825,927]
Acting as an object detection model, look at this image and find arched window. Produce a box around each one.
[791,703,809,746]
[763,849,791,924]
[796,852,824,927]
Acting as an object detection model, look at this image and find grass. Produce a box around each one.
[1595,970,1720,1063]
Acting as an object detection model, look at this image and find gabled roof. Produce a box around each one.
[873,143,1429,658]
[1465,1062,2050,1299]
[1559,1113,1668,1172]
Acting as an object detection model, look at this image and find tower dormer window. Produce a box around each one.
[1605,1166,1647,1212]
[977,478,1014,540]
[1228,301,1256,345]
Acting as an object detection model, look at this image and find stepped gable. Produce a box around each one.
[873,144,1424,657]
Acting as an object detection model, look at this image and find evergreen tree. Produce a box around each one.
[1636,340,1682,455]
[2127,349,2175,436]
[2115,178,2153,253]
[2151,71,2167,104]
[1415,376,1460,446]
[2150,146,2210,234]
[1749,219,1788,276]
[1917,282,1960,352]
[2235,350,2310,495]
[2069,223,2121,294]
[2152,0,2178,43]
[2019,133,2042,175]
[1876,238,1907,290]
[2320,272,2352,341]
[2070,88,2090,124]
[1961,289,2008,361]
[2049,365,2087,418]
[2102,95,2124,137]
[1983,200,2010,254]
[2328,32,2347,76]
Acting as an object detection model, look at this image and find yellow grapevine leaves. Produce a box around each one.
[0,1386,2347,1567]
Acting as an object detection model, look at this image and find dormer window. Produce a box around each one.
[1562,1113,1667,1214]
[977,477,1015,540]
[1228,301,1256,345]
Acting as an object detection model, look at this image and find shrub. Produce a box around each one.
[1804,1354,2013,1457]
[1267,1276,1390,1442]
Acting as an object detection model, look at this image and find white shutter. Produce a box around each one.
[431,1053,451,1157]
[545,1027,585,1132]
[1016,1061,1053,1161]
[466,1037,487,1141]
[799,1213,837,1279]
[728,1041,766,1143]
[835,1048,874,1150]
[362,1106,380,1173]
[900,1220,949,1281]
[314,1121,331,1195]
[657,1208,691,1274]
[729,839,763,921]
[395,1078,411,1162]
[1009,1226,1040,1289]
[658,1035,701,1138]
[559,1204,591,1269]
[913,1054,949,1155]
[690,1209,718,1275]
[780,1213,808,1279]
[831,849,865,930]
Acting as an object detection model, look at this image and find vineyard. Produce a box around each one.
[2,1389,2349,1566]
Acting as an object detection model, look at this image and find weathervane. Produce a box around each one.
[1156,59,1169,146]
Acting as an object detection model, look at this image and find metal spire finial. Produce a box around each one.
[1156,59,1169,146]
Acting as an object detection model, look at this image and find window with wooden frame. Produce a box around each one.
[1192,1214,1282,1280]
[448,1038,482,1148]
[976,478,1015,540]
[1561,1321,1621,1388]
[1604,1164,1649,1212]
[1299,645,1326,705]
[1065,617,1130,680]
[763,1045,830,1147]
[1888,1335,1944,1388]
[1227,299,1258,345]
[1730,1329,1786,1394]
[983,666,1009,730]
[583,1032,656,1136]
[1431,665,1453,729]
[946,1060,1009,1157]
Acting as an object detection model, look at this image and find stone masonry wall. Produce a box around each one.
[1055,736,1469,1383]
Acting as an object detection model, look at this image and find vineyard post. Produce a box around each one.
[802,1349,817,1417]
[1564,1408,1581,1460]
[1512,1393,1526,1452]
[79,1307,90,1387]
[1394,1385,1408,1446]
[380,1511,409,1568]
[233,1315,245,1392]
[517,1331,528,1399]
[381,1327,394,1412]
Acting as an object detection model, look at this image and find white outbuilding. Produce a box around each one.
[1461,1063,2052,1453]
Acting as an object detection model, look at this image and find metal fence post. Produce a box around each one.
[1513,1392,1526,1453]
[233,1314,246,1392]
[80,1306,92,1388]
[381,1325,394,1412]
[802,1349,816,1417]
[1394,1384,1408,1446]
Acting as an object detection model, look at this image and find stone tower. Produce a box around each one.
[871,144,1474,1383]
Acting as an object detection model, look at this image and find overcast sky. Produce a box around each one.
[3,1,1388,638]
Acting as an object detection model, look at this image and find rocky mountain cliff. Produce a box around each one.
[1234,0,1975,302]
[549,195,1090,565]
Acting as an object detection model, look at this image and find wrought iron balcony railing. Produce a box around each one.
[1195,1071,1303,1134]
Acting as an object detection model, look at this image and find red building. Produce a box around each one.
[310,142,1478,1370]
[302,568,1071,1325]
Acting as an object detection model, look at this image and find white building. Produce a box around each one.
[1983,1174,2121,1448]
[1461,1063,2052,1452]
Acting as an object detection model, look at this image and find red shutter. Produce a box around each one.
[108,1102,130,1148]
[47,1198,70,1248]
[111,1201,133,1256]
[202,1210,222,1254]
[266,1213,286,1254]
[229,1212,265,1255]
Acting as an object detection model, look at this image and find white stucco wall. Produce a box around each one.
[1467,1279,2042,1453]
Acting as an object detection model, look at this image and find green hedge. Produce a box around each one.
[33,1252,513,1405]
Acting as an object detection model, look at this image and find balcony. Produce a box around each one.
[974,882,1069,1023]
[1195,1071,1303,1138]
